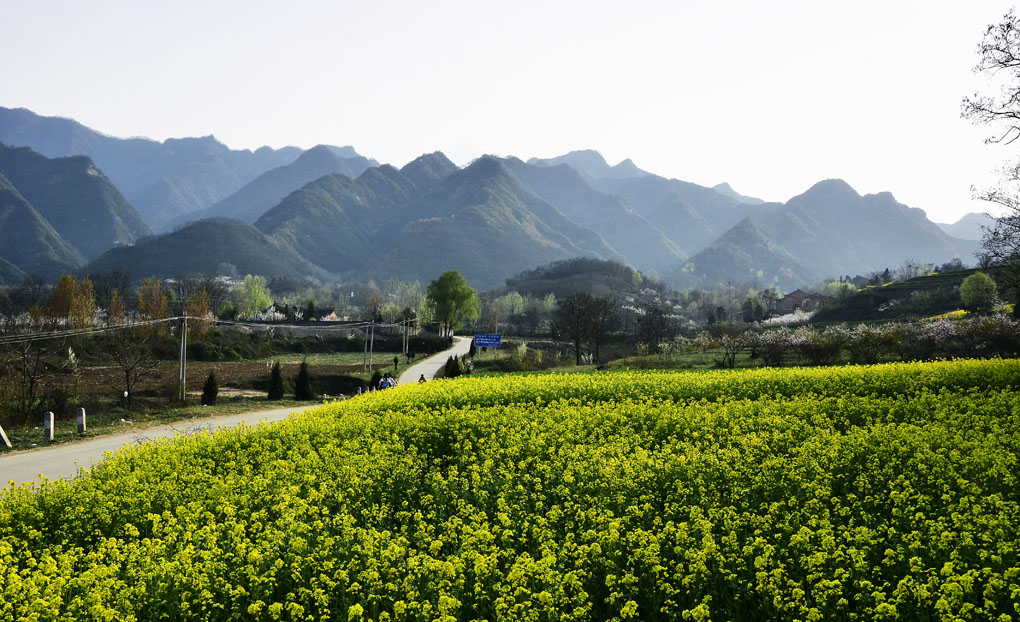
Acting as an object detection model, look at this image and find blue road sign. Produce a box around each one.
[474,333,502,348]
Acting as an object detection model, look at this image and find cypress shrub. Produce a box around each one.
[201,371,218,406]
[268,361,285,400]
[294,359,314,400]
[444,355,461,378]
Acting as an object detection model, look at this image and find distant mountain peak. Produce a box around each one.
[404,151,455,169]
[712,182,765,205]
[305,144,339,155]
[290,144,345,168]
[720,216,766,241]
[800,178,860,199]
[868,190,897,203]
[467,155,511,178]
[323,144,363,160]
[937,211,996,240]
[611,158,647,178]
[527,149,647,180]
[400,152,458,189]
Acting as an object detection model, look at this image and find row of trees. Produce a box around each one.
[642,315,1020,369]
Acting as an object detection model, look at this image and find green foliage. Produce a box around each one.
[85,220,311,281]
[0,170,84,279]
[505,257,658,299]
[216,300,236,321]
[960,270,997,313]
[234,274,273,320]
[1,360,1019,619]
[670,217,811,291]
[814,268,982,322]
[267,361,284,400]
[294,358,313,400]
[0,143,150,269]
[426,270,480,336]
[443,354,462,378]
[200,371,218,406]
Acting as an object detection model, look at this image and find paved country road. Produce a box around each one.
[0,405,310,488]
[398,336,472,385]
[1,336,472,488]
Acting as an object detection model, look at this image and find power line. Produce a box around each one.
[0,315,409,347]
[0,317,180,346]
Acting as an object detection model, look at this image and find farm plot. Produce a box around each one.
[2,359,1019,620]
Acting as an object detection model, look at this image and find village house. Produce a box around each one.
[775,289,834,314]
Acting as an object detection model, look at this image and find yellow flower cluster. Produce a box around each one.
[1,359,1019,620]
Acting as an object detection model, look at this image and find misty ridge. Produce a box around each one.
[0,106,982,290]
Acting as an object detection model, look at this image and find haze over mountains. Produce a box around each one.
[0,142,151,280]
[0,107,981,290]
[0,107,373,232]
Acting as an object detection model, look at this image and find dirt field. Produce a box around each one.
[36,359,400,400]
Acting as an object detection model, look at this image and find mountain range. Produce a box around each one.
[0,107,374,232]
[0,142,151,283]
[937,212,994,240]
[0,108,982,291]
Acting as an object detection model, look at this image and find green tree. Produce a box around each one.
[444,355,462,378]
[201,371,218,406]
[294,359,313,400]
[217,301,237,321]
[267,361,284,400]
[426,271,480,337]
[417,295,437,326]
[960,271,998,313]
[234,275,273,320]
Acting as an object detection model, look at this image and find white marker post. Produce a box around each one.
[44,411,54,442]
[77,407,86,434]
[0,424,11,449]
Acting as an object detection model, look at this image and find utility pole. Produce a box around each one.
[178,316,188,402]
[369,321,375,370]
[363,322,368,372]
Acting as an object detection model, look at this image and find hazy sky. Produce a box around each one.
[2,0,1017,223]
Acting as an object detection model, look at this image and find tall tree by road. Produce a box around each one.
[425,270,480,337]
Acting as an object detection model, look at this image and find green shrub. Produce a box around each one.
[201,371,218,406]
[960,271,998,313]
[294,359,313,400]
[267,361,285,400]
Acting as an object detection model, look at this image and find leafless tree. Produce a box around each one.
[102,326,162,407]
[588,296,618,364]
[963,9,1020,312]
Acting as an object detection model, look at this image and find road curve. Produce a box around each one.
[398,336,472,385]
[1,337,473,487]
[0,405,308,488]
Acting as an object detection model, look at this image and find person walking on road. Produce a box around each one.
[419,374,427,384]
